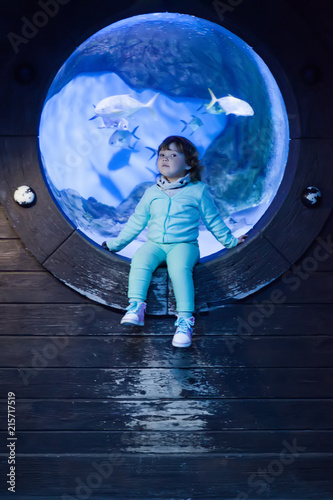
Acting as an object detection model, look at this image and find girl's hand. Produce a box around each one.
[102,241,112,251]
[237,234,248,245]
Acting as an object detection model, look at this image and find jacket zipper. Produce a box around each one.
[162,197,171,243]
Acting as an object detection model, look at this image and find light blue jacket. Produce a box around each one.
[106,181,239,252]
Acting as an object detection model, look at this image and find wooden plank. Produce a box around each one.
[1,399,333,431]
[0,206,17,238]
[0,137,75,262]
[2,429,332,455]
[0,303,155,335]
[2,367,333,399]
[0,303,332,336]
[1,266,332,310]
[0,272,89,303]
[239,271,333,305]
[43,230,168,314]
[0,455,332,499]
[169,270,333,313]
[194,304,333,335]
[1,335,332,368]
[0,239,43,271]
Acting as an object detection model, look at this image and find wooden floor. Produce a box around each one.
[1,203,333,499]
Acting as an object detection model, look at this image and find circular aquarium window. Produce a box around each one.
[39,12,289,260]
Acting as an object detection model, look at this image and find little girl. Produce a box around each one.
[103,135,247,348]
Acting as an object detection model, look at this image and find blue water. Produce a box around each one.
[39,12,289,259]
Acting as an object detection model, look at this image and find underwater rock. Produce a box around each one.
[55,182,154,239]
[202,114,274,215]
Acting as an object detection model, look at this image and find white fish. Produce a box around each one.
[91,116,129,130]
[206,88,254,116]
[180,115,203,135]
[94,93,159,120]
[109,125,140,149]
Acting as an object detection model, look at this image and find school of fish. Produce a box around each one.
[89,88,254,157]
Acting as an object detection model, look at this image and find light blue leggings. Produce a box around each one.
[128,241,200,313]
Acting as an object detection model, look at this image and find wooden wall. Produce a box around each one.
[1,201,333,499]
[1,0,333,497]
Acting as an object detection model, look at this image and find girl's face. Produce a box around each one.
[157,142,190,182]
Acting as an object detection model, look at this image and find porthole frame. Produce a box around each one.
[1,1,332,315]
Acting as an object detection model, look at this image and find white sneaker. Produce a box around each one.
[120,301,147,326]
[172,316,195,348]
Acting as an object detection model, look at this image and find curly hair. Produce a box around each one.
[157,135,204,182]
